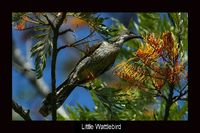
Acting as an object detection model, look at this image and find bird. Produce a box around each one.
[39,31,143,117]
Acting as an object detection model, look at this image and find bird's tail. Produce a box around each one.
[39,84,76,117]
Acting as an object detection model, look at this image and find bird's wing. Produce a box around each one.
[84,42,102,57]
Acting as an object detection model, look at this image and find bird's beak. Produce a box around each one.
[125,33,143,41]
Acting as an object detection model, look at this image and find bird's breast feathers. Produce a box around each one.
[72,41,120,83]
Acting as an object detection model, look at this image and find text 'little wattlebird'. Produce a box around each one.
[39,31,143,117]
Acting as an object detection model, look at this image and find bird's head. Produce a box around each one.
[114,31,143,47]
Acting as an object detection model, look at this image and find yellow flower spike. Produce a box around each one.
[113,61,126,71]
[114,31,185,90]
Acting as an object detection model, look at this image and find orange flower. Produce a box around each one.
[147,34,162,48]
[163,32,174,49]
[136,48,145,57]
[152,65,161,73]
[136,43,157,60]
[16,22,25,30]
[164,61,184,84]
[154,79,164,89]
[114,31,185,90]
[113,59,149,87]
[162,32,178,61]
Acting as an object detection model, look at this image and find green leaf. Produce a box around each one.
[29,24,52,79]
[128,18,134,30]
[30,41,44,56]
[12,12,26,23]
[31,40,51,78]
[57,113,66,120]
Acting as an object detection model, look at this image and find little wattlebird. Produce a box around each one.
[39,31,143,117]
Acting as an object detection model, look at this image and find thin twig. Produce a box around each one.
[59,28,73,35]
[12,100,32,121]
[24,15,41,24]
[33,13,47,25]
[173,89,188,103]
[73,39,100,46]
[44,14,55,30]
[57,39,100,54]
[72,31,95,47]
[180,83,188,92]
[178,98,188,101]
[57,30,95,52]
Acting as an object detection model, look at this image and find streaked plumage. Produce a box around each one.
[39,32,142,116]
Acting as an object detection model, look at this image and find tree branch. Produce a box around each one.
[59,28,73,35]
[12,100,32,121]
[55,12,67,29]
[72,31,95,47]
[51,12,67,121]
[35,15,48,25]
[154,91,168,101]
[24,15,42,24]
[163,84,174,121]
[173,90,188,103]
[44,14,55,30]
[173,82,188,103]
[12,43,49,95]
